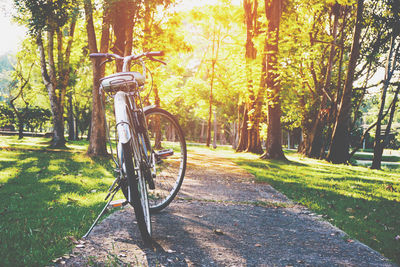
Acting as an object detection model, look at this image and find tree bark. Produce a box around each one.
[85,0,110,156]
[36,31,66,148]
[327,0,364,164]
[237,0,263,154]
[207,25,219,147]
[236,105,249,151]
[260,0,286,160]
[67,92,75,140]
[371,34,400,169]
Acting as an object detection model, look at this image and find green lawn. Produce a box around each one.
[0,136,123,266]
[1,136,399,265]
[352,153,400,162]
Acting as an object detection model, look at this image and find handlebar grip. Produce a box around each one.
[146,51,165,57]
[89,53,108,58]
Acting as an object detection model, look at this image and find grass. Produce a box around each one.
[1,136,399,265]
[0,136,123,266]
[352,153,400,162]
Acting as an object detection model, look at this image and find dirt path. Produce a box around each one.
[62,150,396,266]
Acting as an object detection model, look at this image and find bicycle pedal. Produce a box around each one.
[109,199,128,208]
[155,149,174,158]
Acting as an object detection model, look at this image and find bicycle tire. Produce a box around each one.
[120,142,152,244]
[144,107,187,212]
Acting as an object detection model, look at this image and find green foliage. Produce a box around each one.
[0,103,15,127]
[156,1,245,140]
[21,106,52,131]
[13,0,77,34]
[0,103,51,132]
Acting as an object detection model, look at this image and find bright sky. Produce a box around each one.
[0,0,26,55]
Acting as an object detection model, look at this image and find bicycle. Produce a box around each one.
[83,51,187,244]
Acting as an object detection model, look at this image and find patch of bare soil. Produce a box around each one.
[60,150,396,266]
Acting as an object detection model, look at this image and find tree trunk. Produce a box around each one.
[85,0,110,156]
[260,0,286,160]
[200,120,205,143]
[371,36,400,169]
[327,0,364,164]
[206,60,216,147]
[307,4,340,159]
[236,105,249,151]
[36,31,66,148]
[67,92,76,140]
[213,110,217,149]
[239,0,263,154]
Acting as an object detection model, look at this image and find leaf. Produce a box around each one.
[385,184,394,192]
[67,236,79,244]
[346,208,355,213]
[67,197,78,203]
[52,257,63,263]
[213,229,224,235]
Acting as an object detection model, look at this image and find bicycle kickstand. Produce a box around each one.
[82,189,127,238]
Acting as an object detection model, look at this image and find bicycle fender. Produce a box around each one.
[114,91,131,144]
[143,105,156,113]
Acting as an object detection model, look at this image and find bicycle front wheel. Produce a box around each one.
[145,107,187,212]
[120,142,152,244]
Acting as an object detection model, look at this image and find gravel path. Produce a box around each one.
[61,150,397,266]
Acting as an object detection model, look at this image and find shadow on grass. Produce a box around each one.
[234,157,400,265]
[237,157,308,169]
[0,148,116,266]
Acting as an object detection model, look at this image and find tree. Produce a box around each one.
[371,2,400,169]
[206,23,222,147]
[14,0,78,148]
[9,62,34,139]
[327,0,364,164]
[236,0,264,154]
[84,0,110,156]
[306,3,340,159]
[0,103,15,129]
[260,0,286,160]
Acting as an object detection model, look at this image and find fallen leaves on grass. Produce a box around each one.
[67,236,79,244]
[346,208,355,213]
[213,229,224,235]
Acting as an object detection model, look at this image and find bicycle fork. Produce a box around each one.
[83,92,132,238]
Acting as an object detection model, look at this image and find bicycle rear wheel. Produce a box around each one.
[144,107,187,212]
[120,142,152,244]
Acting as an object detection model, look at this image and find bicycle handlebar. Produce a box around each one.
[89,51,165,61]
